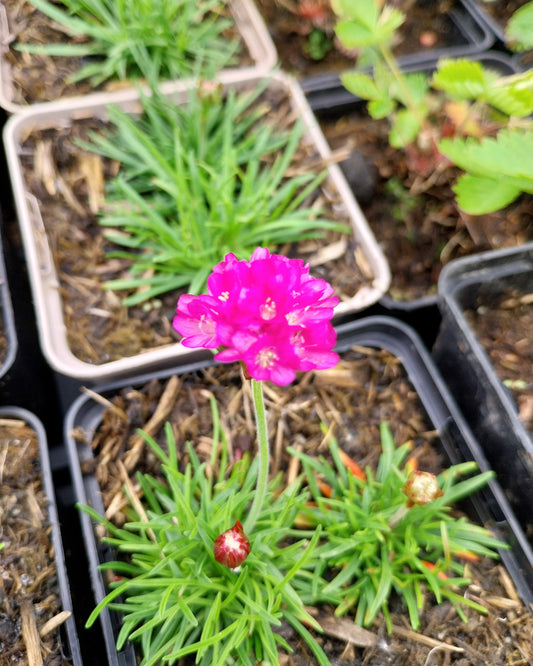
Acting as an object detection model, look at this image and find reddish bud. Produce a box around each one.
[213,520,250,570]
[403,471,444,508]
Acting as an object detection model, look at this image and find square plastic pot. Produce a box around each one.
[299,0,495,99]
[0,405,83,665]
[63,315,533,666]
[0,0,277,113]
[433,241,533,548]
[3,68,390,384]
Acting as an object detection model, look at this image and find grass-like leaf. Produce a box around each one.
[289,422,508,631]
[17,0,240,85]
[79,83,350,304]
[78,406,328,665]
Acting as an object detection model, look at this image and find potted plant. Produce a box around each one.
[253,0,493,84]
[298,0,533,308]
[0,0,277,113]
[0,405,83,665]
[3,69,390,384]
[63,294,533,664]
[433,241,533,550]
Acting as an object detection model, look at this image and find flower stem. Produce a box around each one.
[244,378,270,534]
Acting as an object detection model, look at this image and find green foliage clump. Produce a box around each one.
[80,409,329,666]
[79,82,349,304]
[16,0,240,85]
[290,423,507,632]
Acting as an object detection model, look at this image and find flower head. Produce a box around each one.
[213,520,251,570]
[173,247,340,384]
[403,470,444,508]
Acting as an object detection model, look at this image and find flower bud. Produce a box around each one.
[403,471,444,508]
[214,520,250,570]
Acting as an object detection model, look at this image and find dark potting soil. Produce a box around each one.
[464,287,533,438]
[0,417,72,665]
[70,347,533,665]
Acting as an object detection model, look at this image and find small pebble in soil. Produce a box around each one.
[339,150,377,203]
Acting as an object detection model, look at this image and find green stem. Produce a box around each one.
[379,43,428,133]
[243,378,270,534]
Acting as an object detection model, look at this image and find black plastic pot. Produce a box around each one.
[64,315,533,665]
[0,224,17,386]
[0,406,83,665]
[433,242,533,549]
[459,1,533,71]
[298,0,494,93]
[300,5,495,101]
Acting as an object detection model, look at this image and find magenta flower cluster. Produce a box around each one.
[173,247,340,385]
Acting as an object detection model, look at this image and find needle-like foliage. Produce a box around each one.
[290,423,508,632]
[16,0,240,85]
[79,402,329,666]
[78,83,349,304]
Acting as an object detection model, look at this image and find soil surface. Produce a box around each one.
[0,417,72,665]
[18,83,373,366]
[316,105,533,301]
[70,345,533,665]
[255,0,484,79]
[464,287,533,437]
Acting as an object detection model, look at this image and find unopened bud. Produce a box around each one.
[403,471,443,508]
[213,520,250,570]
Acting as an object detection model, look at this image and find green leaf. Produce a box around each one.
[335,20,379,47]
[431,59,488,99]
[438,129,533,191]
[452,174,522,215]
[506,1,533,51]
[368,98,396,119]
[331,0,379,29]
[389,109,421,148]
[340,71,383,101]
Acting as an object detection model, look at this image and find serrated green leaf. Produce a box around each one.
[438,129,533,187]
[368,98,396,119]
[486,84,533,117]
[335,19,379,47]
[340,71,382,101]
[389,109,421,148]
[432,59,488,99]
[332,0,379,28]
[452,174,522,214]
[506,1,533,51]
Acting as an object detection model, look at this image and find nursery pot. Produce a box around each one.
[254,0,493,87]
[0,0,278,113]
[433,241,533,546]
[3,68,390,384]
[0,405,82,665]
[64,315,533,666]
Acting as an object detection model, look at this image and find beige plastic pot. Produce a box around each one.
[0,0,278,113]
[3,69,390,384]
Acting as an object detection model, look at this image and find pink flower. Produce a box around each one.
[173,247,340,385]
[213,520,251,570]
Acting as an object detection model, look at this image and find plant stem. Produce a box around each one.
[243,378,270,534]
